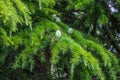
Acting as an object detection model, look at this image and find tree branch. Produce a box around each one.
[103,25,120,54]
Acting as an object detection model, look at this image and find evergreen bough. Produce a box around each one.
[0,0,119,80]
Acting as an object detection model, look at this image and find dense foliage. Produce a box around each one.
[0,0,120,80]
